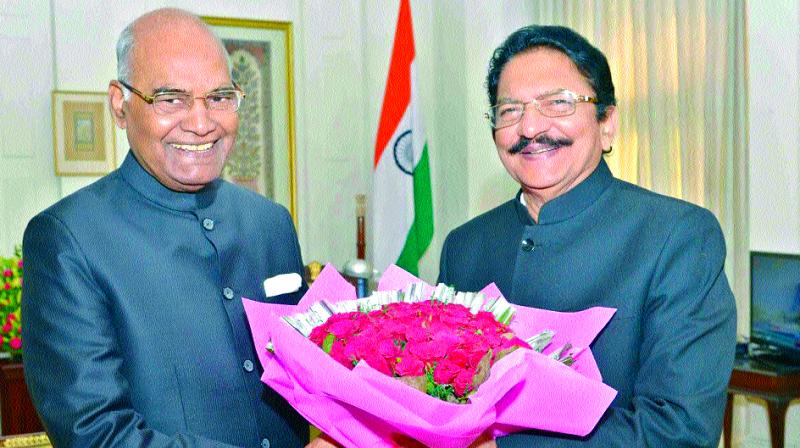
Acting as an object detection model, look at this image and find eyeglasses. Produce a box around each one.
[485,89,598,129]
[117,80,246,115]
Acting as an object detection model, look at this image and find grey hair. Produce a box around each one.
[116,21,135,100]
[114,9,233,101]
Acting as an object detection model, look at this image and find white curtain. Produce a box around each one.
[528,0,749,334]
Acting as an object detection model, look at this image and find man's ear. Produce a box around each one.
[600,105,618,150]
[108,81,127,129]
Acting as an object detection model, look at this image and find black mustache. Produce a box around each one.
[508,135,573,155]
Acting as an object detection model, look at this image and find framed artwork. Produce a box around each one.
[203,16,297,224]
[51,91,116,176]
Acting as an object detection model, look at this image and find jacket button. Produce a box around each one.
[521,239,535,252]
[202,218,215,231]
[243,359,254,372]
[261,438,270,448]
[223,287,234,300]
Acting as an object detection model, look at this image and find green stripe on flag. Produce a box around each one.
[396,143,434,276]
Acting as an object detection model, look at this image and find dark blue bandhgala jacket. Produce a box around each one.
[23,152,308,448]
[439,160,737,448]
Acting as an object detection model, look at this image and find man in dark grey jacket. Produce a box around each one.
[440,25,736,447]
[23,8,308,447]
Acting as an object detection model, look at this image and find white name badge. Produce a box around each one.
[263,273,302,298]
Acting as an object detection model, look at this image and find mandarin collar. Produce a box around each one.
[514,158,614,225]
[118,151,220,212]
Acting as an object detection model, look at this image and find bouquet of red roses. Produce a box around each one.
[299,288,530,403]
[243,265,617,447]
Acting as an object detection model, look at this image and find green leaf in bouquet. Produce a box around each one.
[424,368,457,403]
[322,333,335,354]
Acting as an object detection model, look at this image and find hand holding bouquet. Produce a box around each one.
[244,265,617,447]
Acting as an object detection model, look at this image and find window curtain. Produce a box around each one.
[528,0,749,334]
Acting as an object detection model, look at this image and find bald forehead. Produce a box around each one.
[132,11,220,52]
[133,8,207,34]
[127,10,229,83]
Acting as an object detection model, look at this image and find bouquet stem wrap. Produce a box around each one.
[243,265,618,447]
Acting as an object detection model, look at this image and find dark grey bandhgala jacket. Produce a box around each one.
[439,159,737,447]
[22,152,308,448]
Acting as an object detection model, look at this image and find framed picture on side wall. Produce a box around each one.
[202,16,298,225]
[52,91,116,176]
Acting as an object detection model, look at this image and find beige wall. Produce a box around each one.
[748,0,800,255]
[0,1,59,258]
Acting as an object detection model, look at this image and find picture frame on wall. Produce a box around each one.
[51,91,116,176]
[202,16,298,225]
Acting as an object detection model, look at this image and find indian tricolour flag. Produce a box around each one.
[372,0,433,277]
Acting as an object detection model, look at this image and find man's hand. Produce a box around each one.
[468,432,497,448]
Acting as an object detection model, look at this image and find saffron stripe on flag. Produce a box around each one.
[373,0,414,167]
[372,0,433,276]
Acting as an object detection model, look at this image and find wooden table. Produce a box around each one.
[723,358,800,448]
[0,361,44,436]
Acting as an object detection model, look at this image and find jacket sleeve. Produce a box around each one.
[436,233,453,286]
[21,213,239,448]
[283,205,309,298]
[497,208,737,448]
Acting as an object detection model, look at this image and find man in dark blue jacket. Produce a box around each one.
[23,8,308,447]
[440,25,736,447]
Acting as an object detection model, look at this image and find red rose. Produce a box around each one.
[404,325,428,343]
[306,297,527,403]
[446,348,471,368]
[429,329,460,353]
[343,337,374,362]
[407,339,446,363]
[361,352,393,376]
[328,315,360,338]
[377,339,401,358]
[328,339,349,366]
[452,368,476,396]
[394,355,425,377]
[433,359,461,384]
[381,319,407,337]
[308,325,328,345]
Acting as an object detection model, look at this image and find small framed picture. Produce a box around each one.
[52,90,116,176]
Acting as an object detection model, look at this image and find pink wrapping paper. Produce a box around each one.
[243,264,617,447]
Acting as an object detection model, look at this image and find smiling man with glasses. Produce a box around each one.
[116,79,245,116]
[439,25,736,448]
[23,8,309,448]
